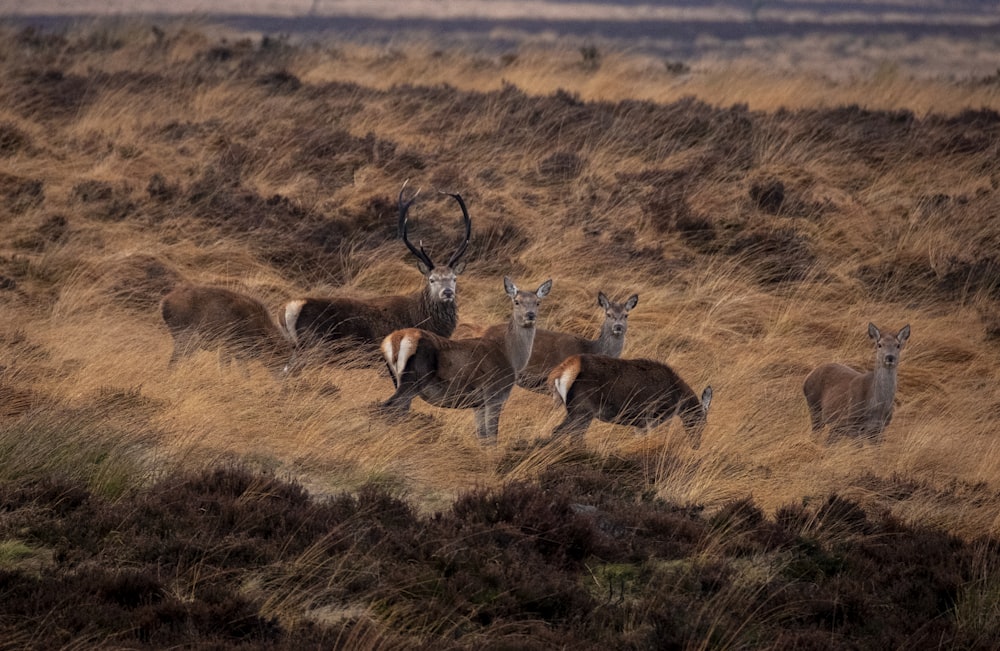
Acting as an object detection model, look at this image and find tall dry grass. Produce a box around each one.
[0,19,999,545]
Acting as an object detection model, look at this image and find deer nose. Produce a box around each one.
[441,288,455,300]
[885,354,896,365]
[525,311,536,322]
[612,324,625,335]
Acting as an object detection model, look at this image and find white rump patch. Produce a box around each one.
[389,333,417,380]
[282,300,307,345]
[553,369,572,405]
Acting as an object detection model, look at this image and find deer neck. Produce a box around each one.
[418,288,459,336]
[591,322,625,357]
[506,319,537,373]
[867,364,898,416]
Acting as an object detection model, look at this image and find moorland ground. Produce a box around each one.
[1,18,999,648]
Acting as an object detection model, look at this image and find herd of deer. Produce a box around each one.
[159,184,910,448]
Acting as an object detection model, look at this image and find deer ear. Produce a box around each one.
[451,260,467,275]
[536,279,553,298]
[898,324,911,344]
[597,292,609,309]
[701,386,713,411]
[504,276,517,297]
[417,260,431,275]
[868,322,880,341]
[625,294,639,311]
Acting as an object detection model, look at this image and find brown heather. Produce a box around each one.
[1,19,1000,648]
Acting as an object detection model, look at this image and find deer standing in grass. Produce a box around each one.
[803,322,910,441]
[280,183,471,364]
[548,355,713,449]
[380,277,552,445]
[500,291,638,393]
[160,283,293,373]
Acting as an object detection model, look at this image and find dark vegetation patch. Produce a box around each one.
[0,457,996,649]
[0,122,31,156]
[464,214,532,277]
[750,176,785,213]
[787,105,916,166]
[256,69,301,94]
[12,214,68,252]
[858,252,1000,303]
[99,254,182,313]
[292,128,423,189]
[724,226,816,284]
[536,150,585,183]
[0,172,44,215]
[71,179,137,222]
[7,69,93,121]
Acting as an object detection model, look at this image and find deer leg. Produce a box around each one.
[380,366,423,416]
[380,385,415,414]
[551,410,593,445]
[475,402,501,446]
[167,332,195,367]
[282,347,302,377]
[807,404,825,433]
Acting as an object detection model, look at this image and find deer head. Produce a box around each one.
[399,183,471,304]
[869,322,910,369]
[598,291,638,337]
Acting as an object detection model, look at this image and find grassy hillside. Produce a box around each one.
[1,19,999,647]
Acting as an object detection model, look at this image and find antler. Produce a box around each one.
[398,181,434,270]
[443,192,472,268]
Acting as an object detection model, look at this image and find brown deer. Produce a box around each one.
[380,276,553,445]
[548,354,713,449]
[803,322,910,441]
[503,291,638,392]
[280,183,471,364]
[160,283,293,373]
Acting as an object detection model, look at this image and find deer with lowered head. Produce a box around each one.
[160,283,293,373]
[548,354,713,449]
[380,276,553,445]
[803,322,910,441]
[280,183,471,364]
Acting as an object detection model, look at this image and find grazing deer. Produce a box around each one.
[803,322,911,441]
[505,291,638,392]
[380,277,553,445]
[160,283,293,373]
[280,183,471,364]
[548,354,713,449]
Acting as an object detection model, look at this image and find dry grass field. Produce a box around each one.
[1,18,1000,648]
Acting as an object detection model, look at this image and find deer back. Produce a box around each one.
[161,283,291,361]
[580,356,694,415]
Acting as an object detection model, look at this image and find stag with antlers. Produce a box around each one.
[280,184,471,366]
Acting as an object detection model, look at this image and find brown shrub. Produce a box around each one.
[12,214,68,252]
[71,180,136,222]
[0,122,30,156]
[99,254,182,313]
[8,69,92,120]
[0,172,43,214]
[724,226,815,284]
